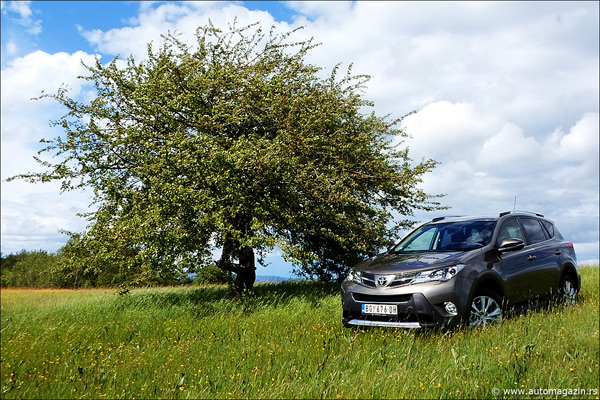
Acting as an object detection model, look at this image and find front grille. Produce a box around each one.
[360,271,419,288]
[361,273,377,287]
[390,271,420,287]
[353,293,412,303]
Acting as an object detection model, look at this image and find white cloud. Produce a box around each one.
[555,112,600,160]
[4,40,18,55]
[80,2,282,62]
[1,0,32,19]
[285,2,599,136]
[1,0,42,34]
[402,107,599,262]
[476,123,540,171]
[1,50,98,253]
[1,50,98,143]
[401,101,501,163]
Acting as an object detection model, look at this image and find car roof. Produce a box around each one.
[428,211,546,224]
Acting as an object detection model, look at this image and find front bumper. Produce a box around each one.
[341,279,468,328]
[345,319,423,329]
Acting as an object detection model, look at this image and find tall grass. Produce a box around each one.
[1,267,598,399]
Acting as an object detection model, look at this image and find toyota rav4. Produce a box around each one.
[341,211,580,328]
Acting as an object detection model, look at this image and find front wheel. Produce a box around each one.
[559,275,578,306]
[469,290,503,327]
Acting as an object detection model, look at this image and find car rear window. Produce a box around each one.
[541,220,555,238]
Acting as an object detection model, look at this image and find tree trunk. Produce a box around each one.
[217,239,256,294]
[235,246,256,292]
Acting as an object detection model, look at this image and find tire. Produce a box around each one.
[559,274,578,306]
[468,289,503,327]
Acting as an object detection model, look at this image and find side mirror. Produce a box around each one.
[498,238,525,252]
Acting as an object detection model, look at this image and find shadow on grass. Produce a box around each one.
[116,280,341,318]
[251,279,340,303]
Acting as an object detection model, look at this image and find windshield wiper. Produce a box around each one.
[391,249,435,254]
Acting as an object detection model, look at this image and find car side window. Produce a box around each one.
[495,218,526,247]
[520,218,548,244]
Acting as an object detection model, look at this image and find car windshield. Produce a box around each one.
[393,220,497,253]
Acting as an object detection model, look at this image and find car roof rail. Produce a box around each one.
[432,215,464,222]
[499,210,544,218]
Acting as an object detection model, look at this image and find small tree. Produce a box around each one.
[11,21,442,292]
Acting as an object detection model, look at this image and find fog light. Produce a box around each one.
[444,301,458,316]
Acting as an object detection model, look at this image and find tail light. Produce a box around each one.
[567,242,574,248]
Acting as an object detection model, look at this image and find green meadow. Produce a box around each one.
[1,267,598,399]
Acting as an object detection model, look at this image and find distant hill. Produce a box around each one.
[256,275,294,283]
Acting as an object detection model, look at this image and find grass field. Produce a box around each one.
[1,267,598,399]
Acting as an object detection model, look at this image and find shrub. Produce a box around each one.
[194,264,229,285]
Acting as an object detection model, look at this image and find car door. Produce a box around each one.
[495,218,535,305]
[518,217,559,298]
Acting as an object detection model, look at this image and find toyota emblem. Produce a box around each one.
[376,276,389,287]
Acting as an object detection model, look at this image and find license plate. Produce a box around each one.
[361,304,398,315]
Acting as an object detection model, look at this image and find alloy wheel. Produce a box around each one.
[561,278,577,306]
[469,294,503,327]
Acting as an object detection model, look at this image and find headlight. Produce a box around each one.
[412,264,465,284]
[346,268,362,283]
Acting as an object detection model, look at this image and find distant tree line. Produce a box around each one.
[0,248,227,288]
[1,250,65,288]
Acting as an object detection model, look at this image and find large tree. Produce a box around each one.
[13,21,442,291]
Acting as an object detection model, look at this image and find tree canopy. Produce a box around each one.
[12,21,442,291]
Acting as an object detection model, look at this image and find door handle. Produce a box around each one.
[527,255,537,261]
[554,250,562,256]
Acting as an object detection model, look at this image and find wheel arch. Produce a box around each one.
[471,274,505,300]
[559,263,579,290]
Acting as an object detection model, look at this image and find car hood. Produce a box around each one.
[354,251,468,274]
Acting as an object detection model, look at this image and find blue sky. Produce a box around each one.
[1,1,599,277]
[1,1,298,63]
[2,2,131,59]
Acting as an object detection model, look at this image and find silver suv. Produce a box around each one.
[341,211,580,328]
